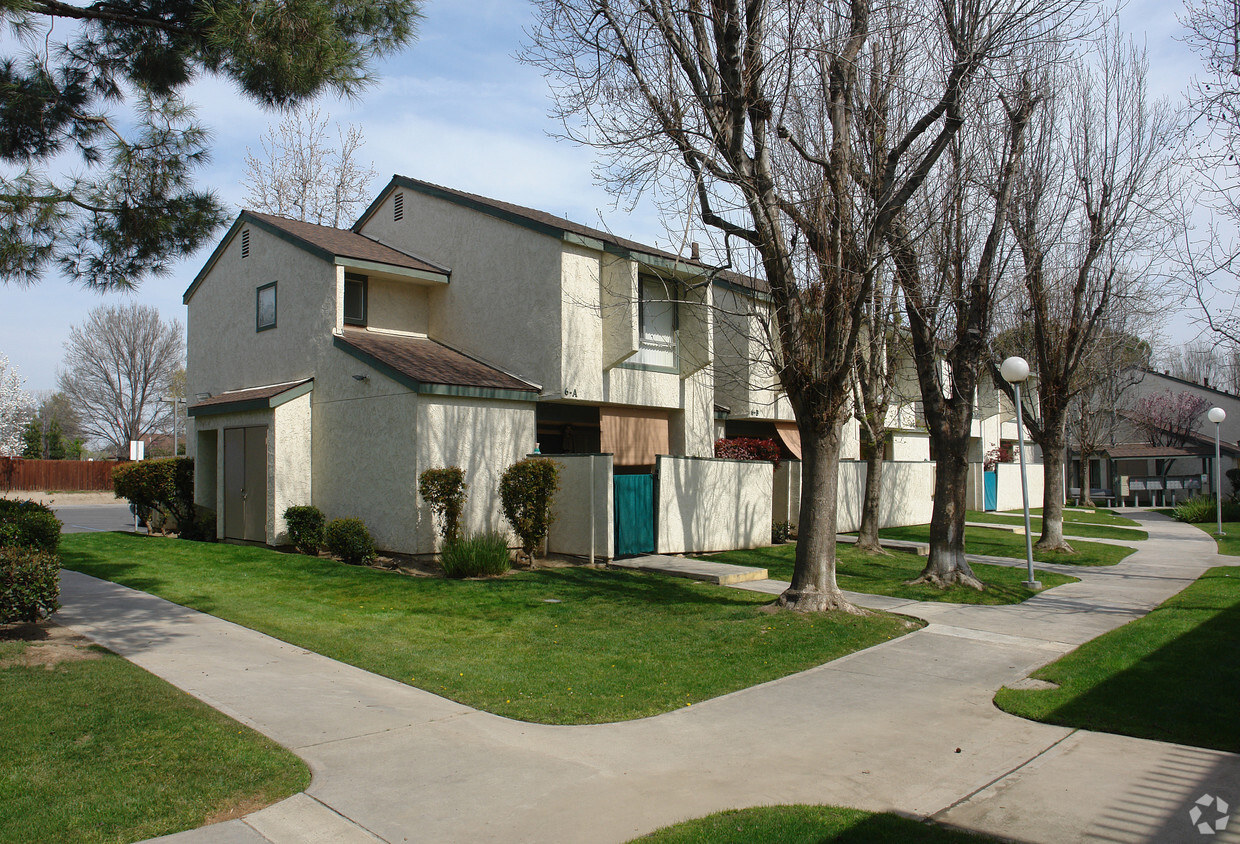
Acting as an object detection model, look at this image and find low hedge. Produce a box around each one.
[113,458,195,535]
[325,517,375,565]
[0,499,62,553]
[284,505,326,555]
[1,546,60,623]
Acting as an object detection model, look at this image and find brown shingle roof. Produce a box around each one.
[246,211,448,274]
[336,328,538,396]
[187,379,313,416]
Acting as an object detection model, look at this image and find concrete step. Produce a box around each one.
[609,554,768,585]
[837,534,930,556]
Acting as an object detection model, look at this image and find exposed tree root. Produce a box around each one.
[853,541,892,556]
[904,570,985,591]
[776,587,870,615]
[1035,539,1075,554]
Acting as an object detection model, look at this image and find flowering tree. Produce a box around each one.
[1133,390,1210,448]
[0,355,33,457]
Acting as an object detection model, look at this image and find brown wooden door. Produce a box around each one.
[223,426,267,542]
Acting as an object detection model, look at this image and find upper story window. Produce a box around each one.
[256,281,276,331]
[631,276,677,370]
[344,273,368,326]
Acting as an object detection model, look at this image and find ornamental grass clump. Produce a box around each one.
[499,457,560,558]
[418,466,467,544]
[439,531,511,578]
[284,505,326,554]
[1174,495,1240,524]
[325,517,376,566]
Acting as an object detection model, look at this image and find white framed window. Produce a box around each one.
[631,276,677,369]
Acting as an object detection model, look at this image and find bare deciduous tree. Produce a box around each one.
[1133,388,1210,447]
[1070,330,1150,505]
[243,106,378,228]
[994,33,1174,551]
[888,82,1037,589]
[58,304,184,454]
[525,0,1079,609]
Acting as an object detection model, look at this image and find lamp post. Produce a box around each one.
[1001,356,1040,590]
[1209,406,1226,537]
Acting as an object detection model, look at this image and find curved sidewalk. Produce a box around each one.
[54,512,1240,844]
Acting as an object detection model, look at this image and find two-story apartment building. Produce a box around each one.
[186,177,720,552]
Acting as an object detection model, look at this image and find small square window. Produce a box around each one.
[256,282,276,331]
[344,274,367,326]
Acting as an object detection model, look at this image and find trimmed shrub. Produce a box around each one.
[715,437,782,469]
[284,505,326,554]
[113,458,195,536]
[179,506,217,542]
[439,531,511,578]
[325,517,376,565]
[772,520,792,544]
[1,546,60,623]
[0,499,61,552]
[499,457,560,557]
[418,467,467,544]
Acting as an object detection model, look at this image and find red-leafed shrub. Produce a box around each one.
[714,437,781,469]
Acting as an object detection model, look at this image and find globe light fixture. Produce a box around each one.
[1209,407,1226,537]
[1001,356,1039,590]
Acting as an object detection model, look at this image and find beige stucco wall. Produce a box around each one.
[367,278,430,334]
[414,395,536,553]
[995,461,1048,513]
[656,456,772,554]
[836,461,936,533]
[711,285,792,421]
[186,226,336,402]
[545,454,613,559]
[773,460,802,526]
[358,188,563,390]
[271,394,313,542]
[891,432,930,462]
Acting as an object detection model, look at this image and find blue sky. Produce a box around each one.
[0,0,1209,393]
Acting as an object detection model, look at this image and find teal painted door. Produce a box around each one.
[614,474,655,557]
[983,470,998,512]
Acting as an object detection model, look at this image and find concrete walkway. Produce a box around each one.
[52,511,1240,844]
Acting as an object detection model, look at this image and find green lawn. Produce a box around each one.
[702,544,1077,605]
[995,567,1240,752]
[1184,521,1240,556]
[0,642,307,844]
[631,805,997,843]
[60,533,919,725]
[967,511,1147,541]
[877,525,1135,566]
[1021,507,1139,526]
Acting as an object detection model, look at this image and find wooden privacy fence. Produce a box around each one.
[0,458,116,491]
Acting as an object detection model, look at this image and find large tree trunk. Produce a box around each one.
[778,420,863,614]
[1037,418,1074,552]
[855,449,888,553]
[911,436,984,589]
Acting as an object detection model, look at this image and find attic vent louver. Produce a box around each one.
[241,229,250,258]
[394,192,404,221]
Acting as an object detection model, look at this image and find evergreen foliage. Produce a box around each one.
[112,457,194,534]
[325,517,375,565]
[439,531,511,579]
[498,457,559,557]
[0,498,61,552]
[283,505,326,554]
[0,0,424,288]
[418,466,467,544]
[0,546,60,623]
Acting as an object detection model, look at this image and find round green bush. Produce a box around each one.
[284,505,326,554]
[325,517,376,565]
[0,499,62,552]
[1,546,61,623]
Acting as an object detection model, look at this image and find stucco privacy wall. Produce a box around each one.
[415,395,536,553]
[545,454,613,560]
[773,460,801,526]
[656,456,772,554]
[836,461,936,533]
[995,461,1048,513]
[358,188,564,393]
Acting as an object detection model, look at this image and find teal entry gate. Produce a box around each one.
[983,470,998,511]
[614,473,655,557]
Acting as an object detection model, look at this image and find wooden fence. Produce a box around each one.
[0,458,116,491]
